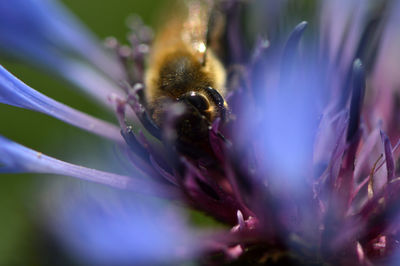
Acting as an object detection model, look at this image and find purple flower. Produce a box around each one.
[2,0,400,264]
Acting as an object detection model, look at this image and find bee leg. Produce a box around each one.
[141,110,162,139]
[126,86,162,140]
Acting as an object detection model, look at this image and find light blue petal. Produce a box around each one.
[0,0,125,81]
[0,65,123,142]
[45,184,199,264]
[0,135,176,196]
[0,36,124,109]
[0,0,126,108]
[57,59,125,109]
[245,34,322,193]
[260,88,316,183]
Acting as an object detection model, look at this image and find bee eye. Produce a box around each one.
[180,91,209,111]
[204,87,224,109]
[204,86,227,121]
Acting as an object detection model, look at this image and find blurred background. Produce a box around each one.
[0,0,163,264]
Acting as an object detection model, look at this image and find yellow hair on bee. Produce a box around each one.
[145,0,227,126]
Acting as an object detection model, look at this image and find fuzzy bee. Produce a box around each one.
[145,0,228,151]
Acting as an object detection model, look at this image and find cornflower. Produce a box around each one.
[1,0,400,265]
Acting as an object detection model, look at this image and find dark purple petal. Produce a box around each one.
[126,85,161,139]
[182,170,240,225]
[380,130,395,182]
[353,128,380,182]
[209,118,226,162]
[149,155,177,185]
[347,59,366,141]
[356,182,400,246]
[0,66,123,143]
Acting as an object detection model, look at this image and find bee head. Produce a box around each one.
[177,87,227,122]
[170,87,227,151]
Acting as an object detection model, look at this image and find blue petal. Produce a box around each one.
[0,0,125,81]
[57,59,125,109]
[261,89,316,181]
[0,135,177,197]
[245,37,323,192]
[0,65,123,142]
[0,0,125,107]
[45,184,199,264]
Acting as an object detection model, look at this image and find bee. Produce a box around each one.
[145,0,228,151]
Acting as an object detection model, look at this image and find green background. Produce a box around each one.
[0,0,163,264]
